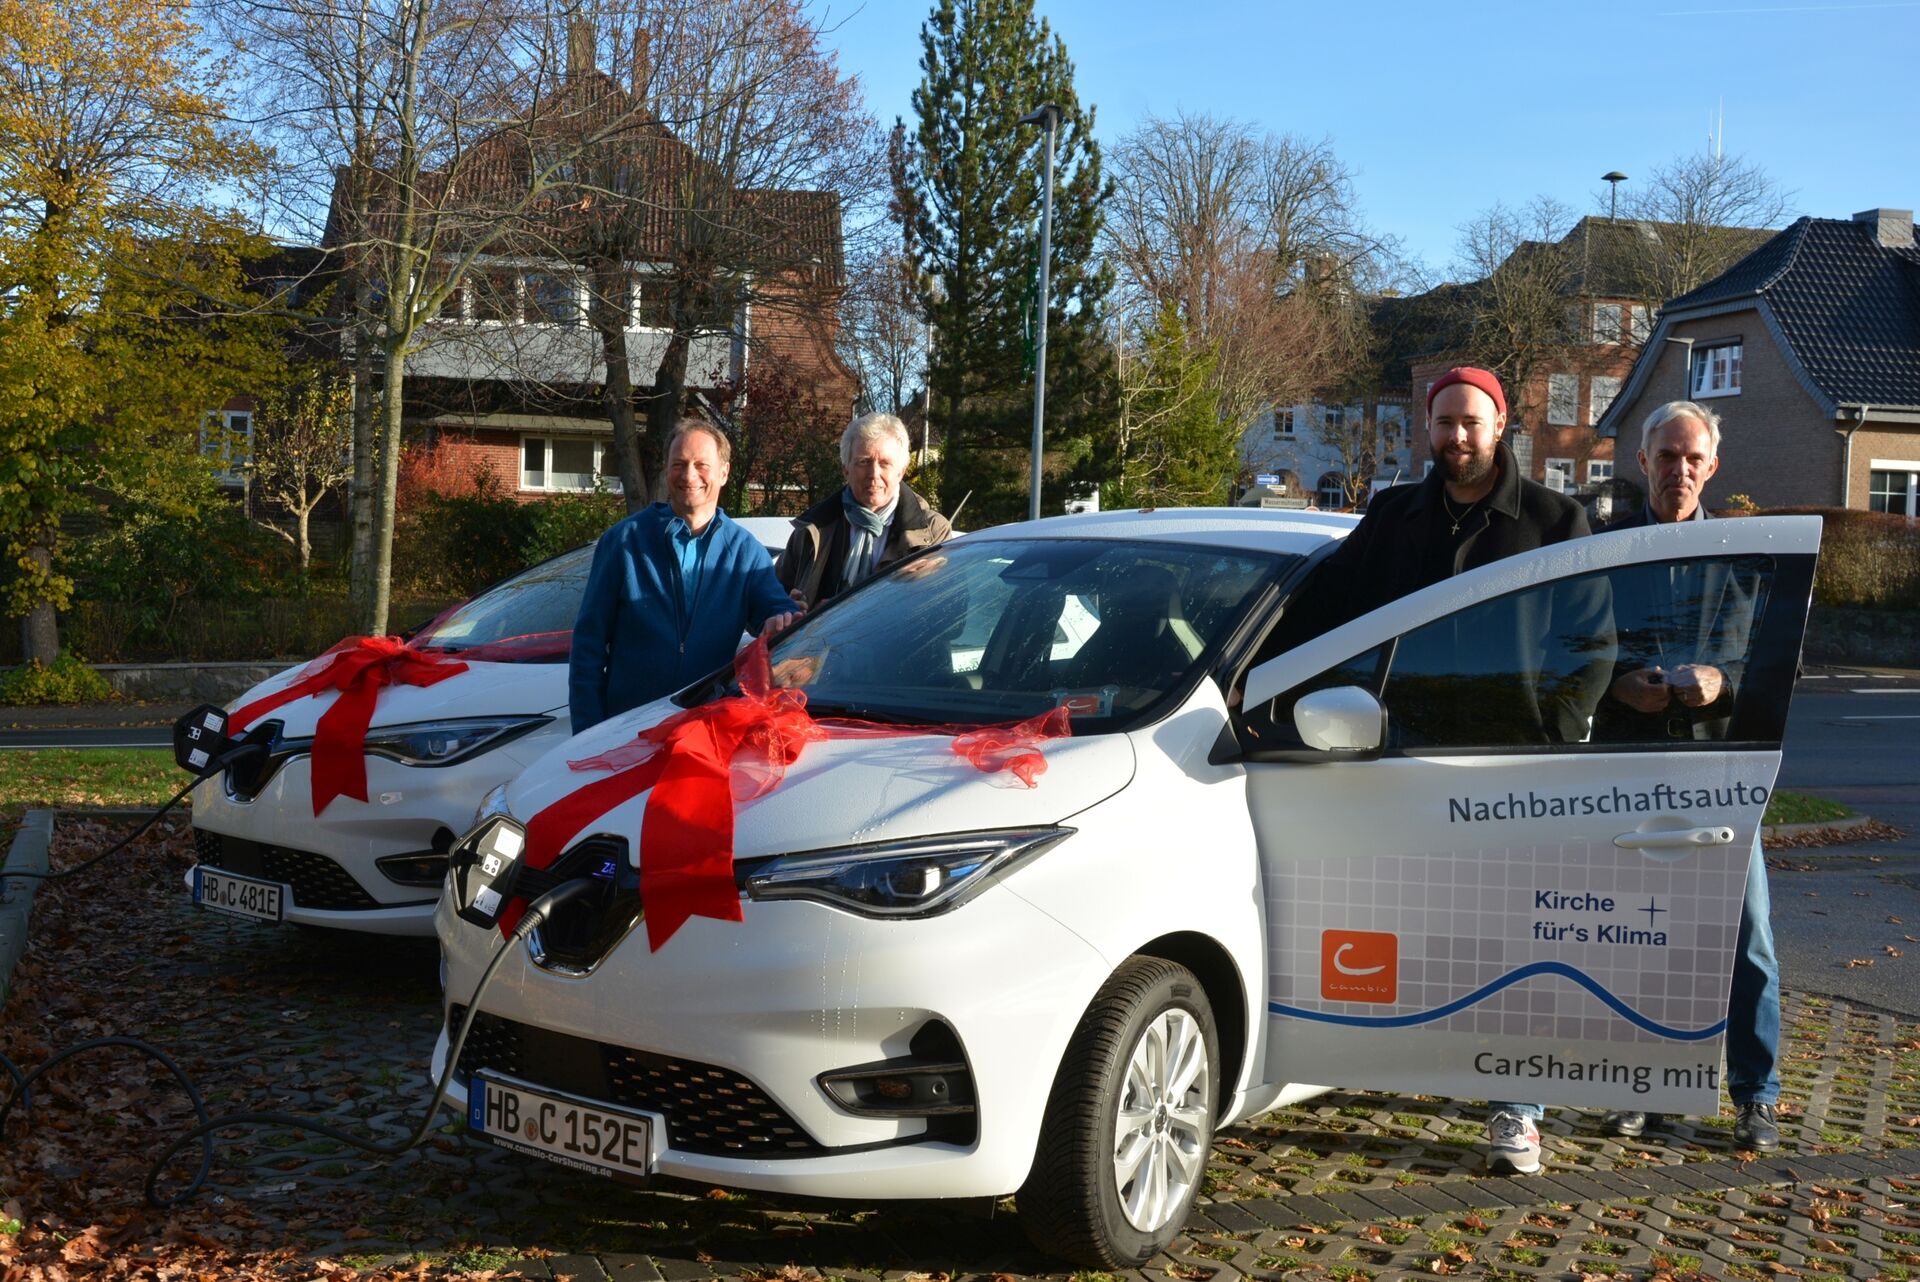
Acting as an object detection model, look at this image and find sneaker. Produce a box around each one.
[1602,1110,1662,1138]
[1486,1110,1542,1175]
[1733,1101,1780,1150]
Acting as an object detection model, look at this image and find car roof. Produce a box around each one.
[957,506,1357,557]
[731,515,794,555]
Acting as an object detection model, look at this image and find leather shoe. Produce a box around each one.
[1733,1101,1780,1150]
[1602,1110,1661,1138]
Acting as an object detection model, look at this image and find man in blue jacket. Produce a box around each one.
[569,423,799,731]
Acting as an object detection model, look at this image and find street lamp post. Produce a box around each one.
[1602,170,1629,222]
[1019,103,1061,523]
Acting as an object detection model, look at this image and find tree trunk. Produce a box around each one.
[368,339,407,636]
[591,262,648,512]
[643,330,692,504]
[297,505,312,574]
[348,292,377,620]
[18,538,60,666]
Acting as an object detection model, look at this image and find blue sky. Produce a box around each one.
[822,0,1920,275]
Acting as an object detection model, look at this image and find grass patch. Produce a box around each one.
[0,748,183,814]
[1764,790,1851,826]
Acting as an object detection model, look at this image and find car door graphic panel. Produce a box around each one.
[1241,516,1818,1113]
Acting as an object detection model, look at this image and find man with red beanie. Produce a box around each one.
[1260,366,1602,1175]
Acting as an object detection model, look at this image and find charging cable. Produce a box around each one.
[0,877,598,1209]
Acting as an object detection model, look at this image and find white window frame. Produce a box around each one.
[1691,341,1742,398]
[1547,374,1579,426]
[1587,459,1614,485]
[1868,459,1920,517]
[1630,306,1652,345]
[1316,472,1346,508]
[201,410,253,487]
[1590,375,1623,424]
[520,435,609,493]
[1272,407,1295,439]
[1590,303,1624,345]
[1543,457,1575,494]
[439,258,586,327]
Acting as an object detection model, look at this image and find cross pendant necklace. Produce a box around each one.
[1442,493,1467,535]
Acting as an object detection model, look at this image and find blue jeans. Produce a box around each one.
[1492,833,1780,1121]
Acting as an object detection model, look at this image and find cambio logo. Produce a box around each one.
[1320,930,1398,1004]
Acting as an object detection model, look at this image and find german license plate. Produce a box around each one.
[192,865,285,922]
[468,1071,655,1178]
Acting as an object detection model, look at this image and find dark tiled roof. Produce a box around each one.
[1665,216,1920,410]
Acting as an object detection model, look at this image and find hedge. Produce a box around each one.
[0,594,457,665]
[1755,506,1920,611]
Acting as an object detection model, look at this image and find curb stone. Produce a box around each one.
[0,808,53,1001]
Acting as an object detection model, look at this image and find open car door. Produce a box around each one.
[1236,515,1819,1115]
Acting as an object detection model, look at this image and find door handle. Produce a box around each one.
[1614,826,1735,850]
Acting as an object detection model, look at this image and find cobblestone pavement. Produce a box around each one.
[4,815,1919,1281]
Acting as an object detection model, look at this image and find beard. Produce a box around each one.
[1440,443,1497,488]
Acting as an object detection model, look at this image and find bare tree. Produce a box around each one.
[1105,113,1393,440]
[1453,197,1581,431]
[528,0,880,509]
[837,246,925,416]
[250,371,354,573]
[1614,149,1791,306]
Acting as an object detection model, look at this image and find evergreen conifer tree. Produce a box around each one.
[890,0,1114,524]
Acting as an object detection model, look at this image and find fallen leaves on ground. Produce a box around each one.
[1764,819,1906,850]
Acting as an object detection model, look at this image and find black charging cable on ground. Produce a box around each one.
[0,875,596,1209]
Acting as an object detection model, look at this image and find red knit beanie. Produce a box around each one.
[1426,367,1507,418]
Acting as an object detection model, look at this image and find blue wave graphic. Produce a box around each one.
[1270,961,1727,1041]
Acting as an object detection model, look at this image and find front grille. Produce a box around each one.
[450,1007,821,1157]
[192,829,381,911]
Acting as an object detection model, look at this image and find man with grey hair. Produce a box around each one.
[778,411,952,608]
[1592,398,1782,1152]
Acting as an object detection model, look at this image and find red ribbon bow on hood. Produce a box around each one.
[502,639,1071,950]
[228,636,471,815]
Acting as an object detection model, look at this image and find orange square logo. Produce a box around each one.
[1320,930,1398,1004]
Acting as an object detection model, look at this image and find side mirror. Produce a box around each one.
[449,816,530,929]
[1293,686,1385,754]
[173,704,235,776]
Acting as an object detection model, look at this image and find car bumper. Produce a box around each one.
[187,727,567,932]
[432,883,1112,1199]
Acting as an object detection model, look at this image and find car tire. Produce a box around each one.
[1018,956,1218,1267]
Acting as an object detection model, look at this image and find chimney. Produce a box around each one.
[1852,207,1915,249]
[566,18,593,79]
[632,29,651,98]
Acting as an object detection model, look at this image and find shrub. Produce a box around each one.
[1758,506,1920,610]
[393,456,537,597]
[0,652,116,706]
[521,490,624,565]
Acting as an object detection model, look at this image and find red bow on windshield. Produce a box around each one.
[229,636,470,815]
[502,639,1071,950]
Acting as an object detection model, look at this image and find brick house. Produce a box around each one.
[1404,217,1718,497]
[322,36,854,506]
[1595,208,1920,515]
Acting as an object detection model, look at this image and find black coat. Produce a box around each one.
[1287,437,1593,638]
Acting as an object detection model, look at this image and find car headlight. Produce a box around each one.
[744,828,1073,918]
[473,781,514,829]
[360,716,550,767]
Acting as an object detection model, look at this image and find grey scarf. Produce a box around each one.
[840,489,897,588]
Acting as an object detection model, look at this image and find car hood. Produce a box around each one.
[229,657,570,736]
[507,698,1137,859]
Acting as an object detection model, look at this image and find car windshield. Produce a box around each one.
[411,545,594,660]
[744,537,1286,734]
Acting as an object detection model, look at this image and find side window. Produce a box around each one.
[1380,555,1775,752]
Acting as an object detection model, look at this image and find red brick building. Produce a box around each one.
[323,37,855,505]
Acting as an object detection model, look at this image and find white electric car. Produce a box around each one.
[185,517,792,936]
[431,509,1817,1265]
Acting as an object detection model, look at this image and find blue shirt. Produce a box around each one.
[668,514,716,618]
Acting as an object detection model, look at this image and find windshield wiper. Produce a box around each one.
[799,702,930,727]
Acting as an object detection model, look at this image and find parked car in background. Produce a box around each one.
[183,517,791,936]
[432,509,1818,1264]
